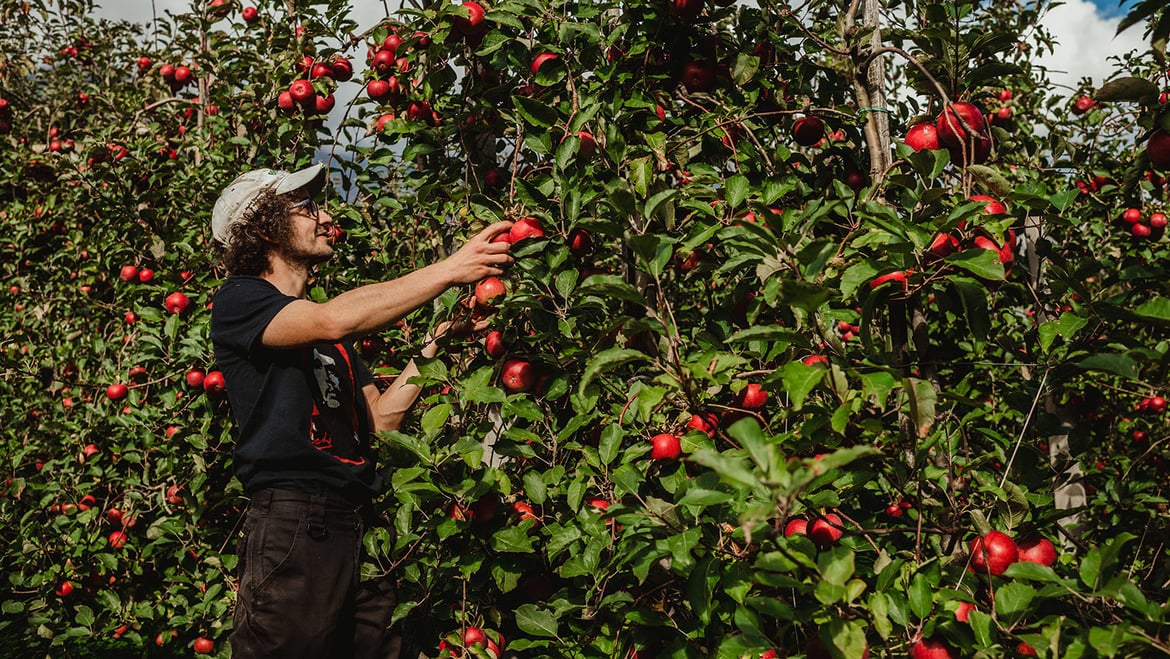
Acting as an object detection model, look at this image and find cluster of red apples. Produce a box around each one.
[1120,207,1167,239]
[904,100,993,165]
[277,55,352,116]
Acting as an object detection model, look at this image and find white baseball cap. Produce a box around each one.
[211,163,328,245]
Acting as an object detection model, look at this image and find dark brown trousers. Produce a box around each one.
[229,488,402,659]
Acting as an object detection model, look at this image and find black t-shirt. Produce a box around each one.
[210,276,380,503]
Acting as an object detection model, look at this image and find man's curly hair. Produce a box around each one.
[220,189,303,276]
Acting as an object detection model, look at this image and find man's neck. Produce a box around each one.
[261,254,311,299]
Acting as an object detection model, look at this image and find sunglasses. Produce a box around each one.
[289,197,320,219]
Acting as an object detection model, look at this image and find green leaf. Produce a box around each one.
[1038,312,1088,353]
[1134,297,1170,322]
[950,276,991,342]
[514,603,560,638]
[782,360,826,411]
[420,403,451,437]
[818,546,855,586]
[945,248,1005,280]
[726,175,750,210]
[577,274,648,305]
[578,347,652,395]
[994,581,1036,622]
[906,378,937,438]
[726,326,807,347]
[1076,353,1140,380]
[908,572,933,619]
[512,96,558,128]
[491,525,537,553]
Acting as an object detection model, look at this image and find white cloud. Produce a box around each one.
[1031,0,1145,94]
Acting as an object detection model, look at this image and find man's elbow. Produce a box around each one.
[372,413,405,434]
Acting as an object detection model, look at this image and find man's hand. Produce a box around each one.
[440,221,514,285]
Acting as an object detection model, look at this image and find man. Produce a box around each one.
[209,162,512,658]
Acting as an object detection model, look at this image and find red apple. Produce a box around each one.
[808,513,844,546]
[55,581,75,597]
[106,383,128,401]
[382,33,404,55]
[1016,534,1057,567]
[1132,222,1152,238]
[203,370,226,395]
[509,216,545,242]
[108,530,127,548]
[372,49,396,74]
[138,268,154,283]
[484,331,506,358]
[910,637,954,659]
[288,79,314,105]
[954,601,976,622]
[165,291,190,314]
[681,60,715,93]
[1150,212,1168,230]
[313,93,335,114]
[119,265,139,282]
[277,91,296,113]
[185,368,205,389]
[474,276,506,306]
[576,130,596,159]
[193,637,215,654]
[671,0,704,19]
[969,194,1006,215]
[310,61,334,80]
[869,270,907,289]
[735,383,768,409]
[452,1,487,35]
[1149,130,1170,170]
[567,228,593,256]
[137,56,152,70]
[1072,95,1096,115]
[928,233,958,259]
[1121,208,1142,224]
[242,6,258,23]
[366,79,390,101]
[968,530,1018,576]
[331,56,353,81]
[650,433,681,460]
[792,116,825,147]
[784,518,808,537]
[687,411,718,437]
[936,101,986,148]
[375,113,395,132]
[530,52,559,76]
[501,359,534,392]
[173,65,192,85]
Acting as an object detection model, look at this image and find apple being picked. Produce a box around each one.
[474,276,506,307]
[509,216,545,243]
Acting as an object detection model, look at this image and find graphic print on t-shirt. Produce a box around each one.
[306,344,367,466]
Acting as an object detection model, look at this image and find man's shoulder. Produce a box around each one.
[214,275,280,305]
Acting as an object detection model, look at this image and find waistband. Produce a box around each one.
[248,487,366,514]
